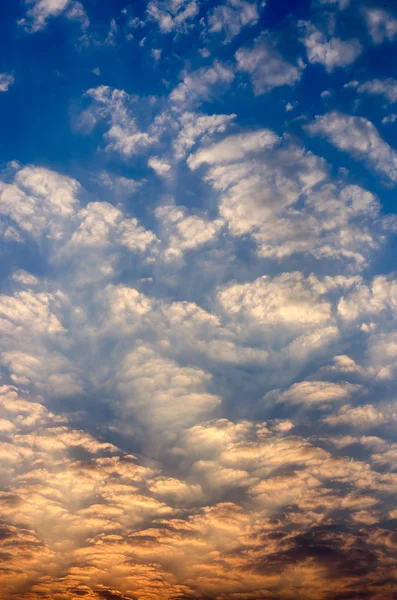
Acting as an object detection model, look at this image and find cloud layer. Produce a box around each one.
[1,0,397,598]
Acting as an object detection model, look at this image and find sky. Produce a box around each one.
[0,0,397,599]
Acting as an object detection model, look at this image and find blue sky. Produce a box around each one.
[1,1,397,599]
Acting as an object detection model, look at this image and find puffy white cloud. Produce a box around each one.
[189,126,385,266]
[0,73,14,92]
[173,112,236,159]
[218,271,333,329]
[300,22,362,72]
[67,201,158,253]
[0,166,79,239]
[338,275,397,322]
[188,130,383,268]
[155,204,223,260]
[19,0,89,32]
[208,0,260,43]
[170,61,235,108]
[236,38,303,95]
[148,155,172,176]
[307,111,397,183]
[117,344,221,434]
[187,128,279,169]
[363,7,397,45]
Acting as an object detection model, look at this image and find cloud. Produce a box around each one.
[337,275,397,322]
[155,204,223,260]
[187,128,280,168]
[19,0,89,33]
[236,38,303,95]
[117,344,221,436]
[3,4,397,595]
[148,156,172,176]
[273,380,361,406]
[300,22,362,72]
[0,165,79,239]
[95,171,143,195]
[218,271,333,328]
[323,404,391,429]
[82,86,157,157]
[307,111,397,183]
[170,61,235,108]
[0,73,15,92]
[173,112,236,159]
[356,78,397,103]
[208,0,260,43]
[317,0,349,8]
[147,0,198,33]
[188,127,387,266]
[363,7,397,45]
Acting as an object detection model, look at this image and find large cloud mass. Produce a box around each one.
[2,0,397,598]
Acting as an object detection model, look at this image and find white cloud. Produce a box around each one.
[363,8,397,45]
[117,345,221,434]
[300,22,362,72]
[82,86,157,157]
[382,114,397,125]
[173,112,236,160]
[338,275,397,322]
[356,79,397,103]
[0,73,15,92]
[148,156,172,176]
[236,38,302,95]
[218,272,333,328]
[188,126,387,266]
[307,111,397,183]
[317,0,349,8]
[155,204,223,260]
[147,0,198,33]
[65,0,89,28]
[96,171,143,195]
[66,201,158,254]
[0,165,79,239]
[208,0,260,43]
[187,128,279,169]
[19,0,89,32]
[170,61,235,108]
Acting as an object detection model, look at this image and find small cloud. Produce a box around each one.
[300,22,362,72]
[0,73,14,92]
[151,48,162,62]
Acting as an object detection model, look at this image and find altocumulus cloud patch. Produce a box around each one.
[0,0,397,599]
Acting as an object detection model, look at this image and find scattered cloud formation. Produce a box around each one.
[147,0,198,33]
[307,111,397,182]
[19,0,89,32]
[2,0,397,598]
[208,0,260,43]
